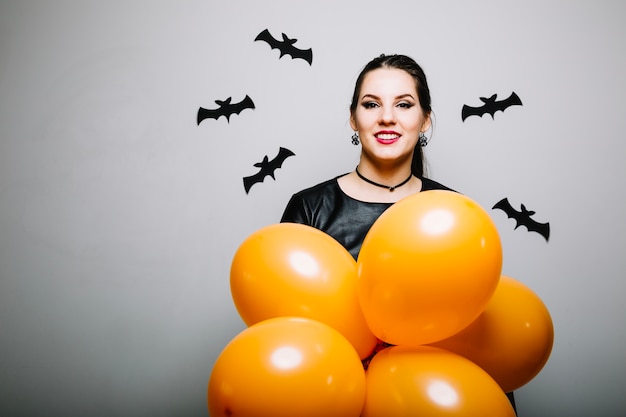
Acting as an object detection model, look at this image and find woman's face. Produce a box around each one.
[350,67,431,165]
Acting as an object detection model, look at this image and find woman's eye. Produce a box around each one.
[397,102,414,109]
[362,102,379,109]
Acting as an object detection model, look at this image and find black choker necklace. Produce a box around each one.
[355,166,413,192]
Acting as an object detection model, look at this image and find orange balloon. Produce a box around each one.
[361,345,516,417]
[230,223,377,359]
[208,317,366,417]
[431,275,554,392]
[357,190,502,345]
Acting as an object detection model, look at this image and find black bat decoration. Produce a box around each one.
[461,92,522,121]
[197,95,255,124]
[493,198,550,242]
[243,147,296,194]
[254,29,313,65]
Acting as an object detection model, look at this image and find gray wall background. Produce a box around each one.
[1,1,625,416]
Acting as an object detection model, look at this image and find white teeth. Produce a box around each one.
[377,133,399,140]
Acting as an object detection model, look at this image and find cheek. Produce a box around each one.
[416,110,431,128]
[353,110,375,128]
[401,113,423,131]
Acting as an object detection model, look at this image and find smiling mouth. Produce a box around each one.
[375,132,401,142]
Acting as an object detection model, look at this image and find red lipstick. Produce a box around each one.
[375,130,401,144]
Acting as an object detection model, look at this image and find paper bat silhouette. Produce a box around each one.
[254,29,313,65]
[493,198,550,242]
[461,92,522,121]
[197,95,255,124]
[243,147,296,194]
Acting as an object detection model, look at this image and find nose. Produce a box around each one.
[379,105,396,124]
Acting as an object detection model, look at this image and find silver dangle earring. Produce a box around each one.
[351,132,360,145]
[418,132,429,147]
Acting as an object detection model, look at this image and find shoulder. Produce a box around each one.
[421,177,457,192]
[281,175,347,224]
[290,175,346,201]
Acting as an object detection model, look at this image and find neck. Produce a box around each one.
[356,158,414,182]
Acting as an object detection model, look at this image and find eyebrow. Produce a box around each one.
[361,93,416,100]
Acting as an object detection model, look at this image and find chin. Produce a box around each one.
[374,150,412,162]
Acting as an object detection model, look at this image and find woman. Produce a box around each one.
[281,53,518,413]
[281,53,453,260]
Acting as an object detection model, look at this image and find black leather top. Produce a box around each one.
[280,174,454,260]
